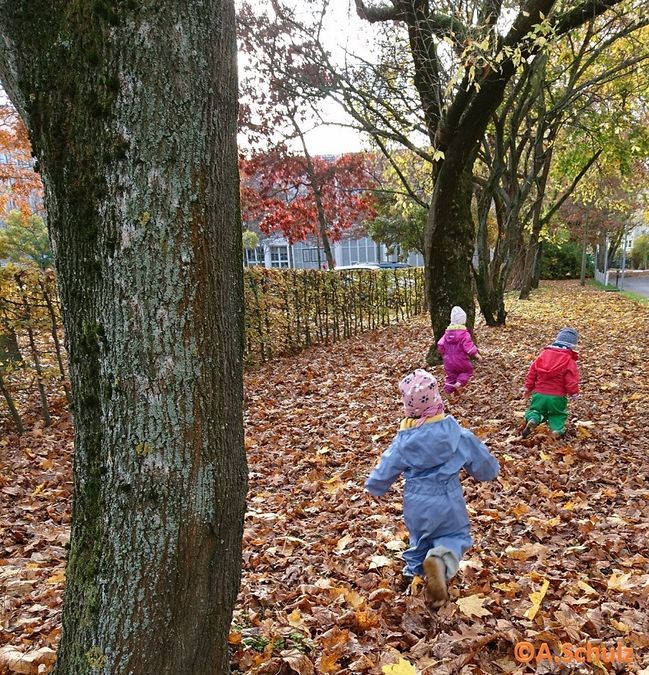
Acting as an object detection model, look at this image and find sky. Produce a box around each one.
[296,101,367,155]
[237,0,374,156]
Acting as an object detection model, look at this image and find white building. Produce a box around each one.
[244,232,424,269]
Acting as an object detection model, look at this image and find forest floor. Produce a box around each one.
[1,280,648,674]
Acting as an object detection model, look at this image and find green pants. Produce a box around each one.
[525,393,568,433]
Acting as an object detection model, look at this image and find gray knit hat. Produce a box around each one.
[554,327,578,349]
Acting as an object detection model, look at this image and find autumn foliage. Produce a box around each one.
[1,281,648,673]
[241,152,377,245]
[0,107,42,218]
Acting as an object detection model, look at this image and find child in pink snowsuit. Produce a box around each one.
[437,306,480,393]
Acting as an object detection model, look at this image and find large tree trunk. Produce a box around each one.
[0,3,247,674]
[425,162,476,363]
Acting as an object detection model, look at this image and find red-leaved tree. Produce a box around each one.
[0,104,43,217]
[242,151,376,268]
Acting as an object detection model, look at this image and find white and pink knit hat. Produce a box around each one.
[399,369,445,426]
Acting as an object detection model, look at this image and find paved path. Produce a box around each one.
[618,274,649,297]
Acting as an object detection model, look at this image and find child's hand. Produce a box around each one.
[521,388,531,399]
[473,352,482,361]
[569,393,580,400]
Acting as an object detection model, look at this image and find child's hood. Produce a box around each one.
[536,346,578,374]
[397,416,463,470]
[443,327,469,343]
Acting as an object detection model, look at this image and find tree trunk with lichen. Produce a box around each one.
[0,2,247,674]
[425,162,476,365]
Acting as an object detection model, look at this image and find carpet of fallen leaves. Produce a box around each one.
[1,281,648,675]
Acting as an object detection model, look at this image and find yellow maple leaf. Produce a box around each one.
[344,589,365,609]
[323,476,344,494]
[456,594,492,618]
[611,619,630,633]
[46,570,66,585]
[386,539,407,551]
[355,608,380,631]
[494,581,521,594]
[382,657,417,674]
[524,578,549,620]
[318,653,340,673]
[511,503,529,517]
[576,580,598,595]
[607,571,634,591]
[31,482,46,496]
[287,609,304,627]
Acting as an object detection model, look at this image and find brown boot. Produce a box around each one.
[423,555,448,608]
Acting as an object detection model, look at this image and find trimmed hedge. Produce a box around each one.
[243,267,426,364]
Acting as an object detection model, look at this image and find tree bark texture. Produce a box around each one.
[0,2,247,674]
[425,162,476,363]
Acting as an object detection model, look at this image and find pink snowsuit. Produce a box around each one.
[437,328,479,393]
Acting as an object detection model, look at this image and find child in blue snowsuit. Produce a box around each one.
[365,369,499,605]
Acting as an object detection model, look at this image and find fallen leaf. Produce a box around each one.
[382,657,417,674]
[524,579,550,620]
[336,533,353,552]
[607,572,634,592]
[281,649,315,675]
[456,594,492,618]
[369,555,392,569]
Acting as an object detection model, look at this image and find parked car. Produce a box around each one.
[376,262,411,269]
[334,262,411,271]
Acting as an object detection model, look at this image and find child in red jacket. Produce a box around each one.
[522,328,580,438]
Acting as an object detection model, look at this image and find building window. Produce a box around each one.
[245,246,264,266]
[270,245,290,268]
[302,247,323,263]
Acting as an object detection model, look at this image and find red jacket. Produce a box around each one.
[524,347,580,397]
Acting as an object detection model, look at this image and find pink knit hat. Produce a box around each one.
[399,369,445,426]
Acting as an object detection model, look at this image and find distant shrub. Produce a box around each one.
[540,241,593,280]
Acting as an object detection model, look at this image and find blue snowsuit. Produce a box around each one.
[365,416,499,578]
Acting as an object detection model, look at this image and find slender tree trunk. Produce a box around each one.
[16,275,51,426]
[0,3,246,674]
[519,183,550,300]
[317,213,336,270]
[292,119,336,269]
[532,240,543,289]
[0,328,23,365]
[580,221,588,286]
[0,369,24,434]
[39,272,71,402]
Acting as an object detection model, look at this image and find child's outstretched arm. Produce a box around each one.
[459,429,499,481]
[365,435,407,496]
